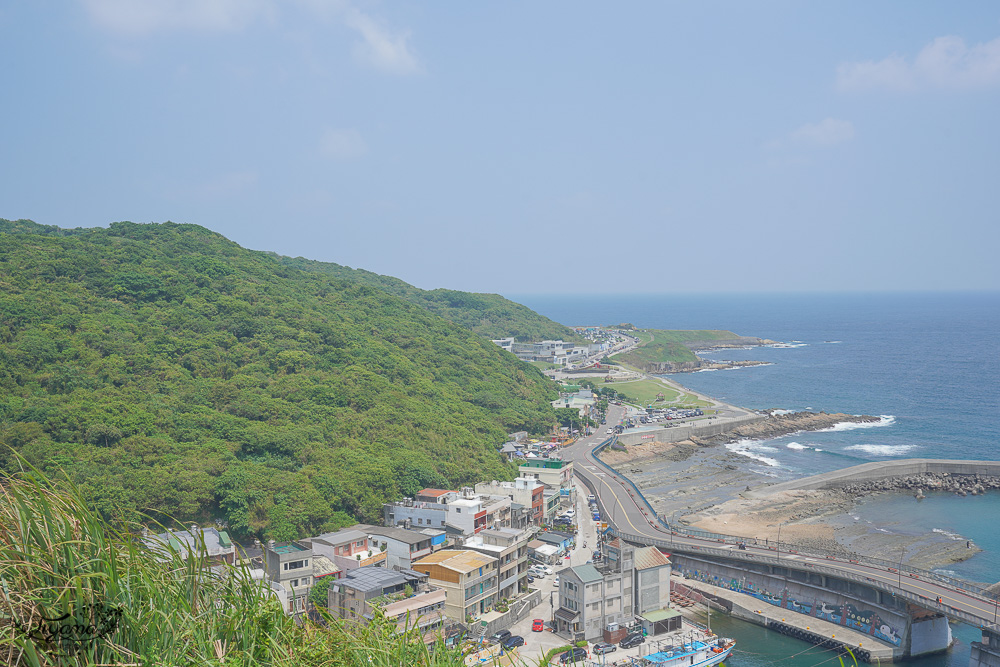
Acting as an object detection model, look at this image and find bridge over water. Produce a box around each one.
[562,404,1000,665]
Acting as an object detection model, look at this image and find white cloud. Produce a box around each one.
[320,128,367,159]
[342,6,421,75]
[838,35,1000,92]
[790,118,855,147]
[82,0,275,35]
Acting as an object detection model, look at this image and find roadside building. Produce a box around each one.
[519,458,574,491]
[412,550,499,622]
[462,527,532,599]
[527,539,561,566]
[554,539,635,642]
[633,546,680,636]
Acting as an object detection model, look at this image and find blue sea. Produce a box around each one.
[514,292,1000,665]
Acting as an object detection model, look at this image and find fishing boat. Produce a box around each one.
[640,637,736,667]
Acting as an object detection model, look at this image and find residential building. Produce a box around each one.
[462,527,532,600]
[328,567,446,639]
[263,540,315,616]
[364,525,435,570]
[633,546,680,636]
[383,488,512,538]
[535,530,574,555]
[527,539,561,565]
[519,459,574,492]
[412,550,499,622]
[142,525,235,565]
[554,538,635,642]
[475,477,544,525]
[304,528,387,572]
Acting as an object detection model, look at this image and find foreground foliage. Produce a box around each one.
[0,468,466,666]
[0,219,557,539]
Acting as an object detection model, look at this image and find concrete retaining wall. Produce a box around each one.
[751,459,1000,496]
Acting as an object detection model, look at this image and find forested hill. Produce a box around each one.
[0,219,557,541]
[278,255,584,343]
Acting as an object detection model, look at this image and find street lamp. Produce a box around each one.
[776,523,784,563]
[898,546,904,591]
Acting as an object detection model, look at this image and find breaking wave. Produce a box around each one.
[932,528,965,541]
[844,443,917,457]
[820,415,896,432]
[725,439,780,467]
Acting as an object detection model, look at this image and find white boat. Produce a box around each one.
[640,637,735,667]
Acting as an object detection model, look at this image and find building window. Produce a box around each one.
[287,560,307,570]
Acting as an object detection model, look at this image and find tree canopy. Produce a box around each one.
[0,219,558,540]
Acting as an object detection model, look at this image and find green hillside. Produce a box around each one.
[0,219,557,541]
[278,255,584,343]
[610,329,743,367]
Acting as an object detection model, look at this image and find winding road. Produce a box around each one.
[561,404,1000,633]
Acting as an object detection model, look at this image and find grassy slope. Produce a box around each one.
[610,329,741,366]
[0,219,557,540]
[277,255,585,343]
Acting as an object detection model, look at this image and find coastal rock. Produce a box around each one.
[689,411,880,447]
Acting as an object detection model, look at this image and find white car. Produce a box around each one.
[563,509,576,517]
[536,565,553,576]
[553,576,560,587]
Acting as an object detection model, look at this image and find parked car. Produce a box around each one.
[502,635,525,649]
[536,565,553,575]
[559,647,588,664]
[620,633,645,649]
[527,574,535,583]
[490,629,512,644]
[552,576,560,587]
[593,642,617,655]
[532,619,545,632]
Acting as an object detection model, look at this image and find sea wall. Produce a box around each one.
[750,459,1000,497]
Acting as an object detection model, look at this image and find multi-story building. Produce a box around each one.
[633,546,679,635]
[474,477,545,525]
[364,525,435,570]
[519,459,574,492]
[328,567,446,638]
[554,538,635,642]
[383,488,512,537]
[412,550,499,622]
[263,540,315,616]
[462,527,532,600]
[304,527,387,572]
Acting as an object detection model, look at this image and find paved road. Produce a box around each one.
[561,405,1000,632]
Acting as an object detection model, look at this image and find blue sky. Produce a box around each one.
[2,2,999,294]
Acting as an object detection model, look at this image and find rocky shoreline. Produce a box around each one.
[842,472,1000,498]
[690,411,881,447]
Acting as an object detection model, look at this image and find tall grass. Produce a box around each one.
[0,466,468,666]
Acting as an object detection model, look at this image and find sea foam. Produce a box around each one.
[844,443,916,457]
[725,439,780,467]
[820,415,896,432]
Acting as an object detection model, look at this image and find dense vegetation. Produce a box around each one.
[278,255,585,343]
[0,467,465,667]
[610,329,742,368]
[0,219,558,540]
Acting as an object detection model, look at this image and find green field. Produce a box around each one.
[595,376,709,407]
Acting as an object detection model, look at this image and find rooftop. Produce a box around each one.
[365,525,432,545]
[634,546,671,570]
[569,564,603,584]
[417,488,453,498]
[272,542,308,554]
[519,459,570,469]
[413,549,495,572]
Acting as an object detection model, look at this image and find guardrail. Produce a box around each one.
[585,437,1000,610]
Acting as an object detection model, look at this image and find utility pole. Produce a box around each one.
[898,545,904,590]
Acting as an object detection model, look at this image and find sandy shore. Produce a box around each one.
[601,412,987,574]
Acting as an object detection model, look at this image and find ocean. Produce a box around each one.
[513,291,1000,666]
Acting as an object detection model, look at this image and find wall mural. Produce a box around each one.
[681,569,903,647]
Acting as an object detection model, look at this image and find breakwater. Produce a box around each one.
[751,459,1000,497]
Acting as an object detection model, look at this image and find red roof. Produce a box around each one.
[418,488,453,497]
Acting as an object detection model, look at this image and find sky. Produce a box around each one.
[2,2,999,294]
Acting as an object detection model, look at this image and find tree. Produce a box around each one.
[309,575,333,611]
